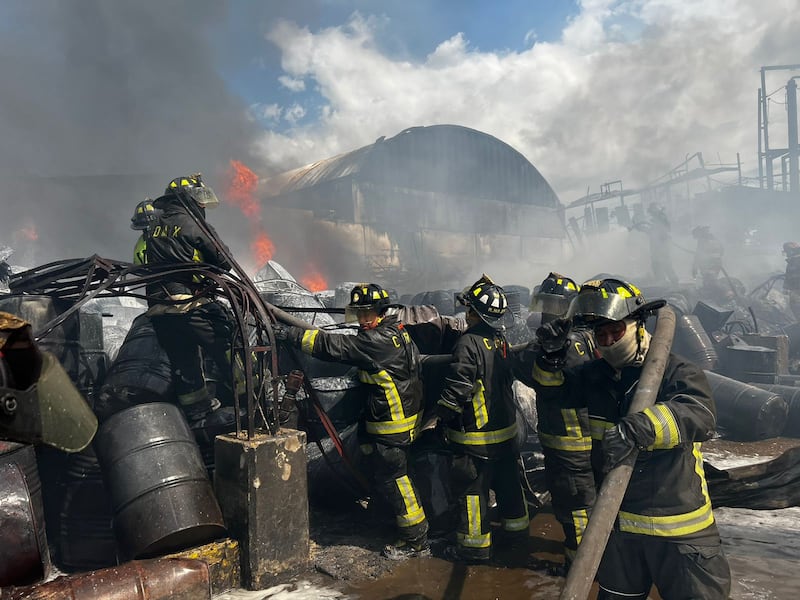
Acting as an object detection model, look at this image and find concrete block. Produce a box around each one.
[214,430,309,590]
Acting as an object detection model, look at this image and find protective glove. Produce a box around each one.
[421,401,461,432]
[536,317,572,359]
[601,420,637,473]
[271,324,296,343]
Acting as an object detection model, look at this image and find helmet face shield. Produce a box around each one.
[187,184,219,209]
[567,290,637,324]
[530,293,572,316]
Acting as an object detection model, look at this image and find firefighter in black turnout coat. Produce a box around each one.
[144,175,235,428]
[512,273,596,572]
[275,283,429,559]
[426,274,529,563]
[532,278,731,599]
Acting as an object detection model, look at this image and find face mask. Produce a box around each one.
[597,319,650,369]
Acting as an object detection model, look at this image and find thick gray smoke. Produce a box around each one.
[0,1,285,265]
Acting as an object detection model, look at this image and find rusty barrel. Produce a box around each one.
[94,403,226,559]
[721,344,778,384]
[753,383,800,438]
[704,370,788,440]
[1,558,211,600]
[673,313,718,370]
[0,461,49,586]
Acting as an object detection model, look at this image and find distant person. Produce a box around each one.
[130,198,157,265]
[691,225,724,285]
[532,278,731,599]
[784,241,800,320]
[646,204,678,287]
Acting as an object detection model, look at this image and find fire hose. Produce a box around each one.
[560,305,676,600]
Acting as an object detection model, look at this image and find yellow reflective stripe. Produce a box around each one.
[643,404,681,448]
[192,248,202,263]
[178,387,210,405]
[532,362,564,387]
[459,495,491,548]
[395,475,426,528]
[365,412,422,436]
[539,432,593,452]
[446,423,518,446]
[618,444,715,536]
[573,508,590,546]
[471,379,489,429]
[502,511,530,532]
[590,418,614,440]
[301,329,319,354]
[358,369,405,421]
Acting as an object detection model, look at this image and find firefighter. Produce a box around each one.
[533,278,731,599]
[0,312,97,452]
[273,283,429,559]
[130,198,157,265]
[512,273,596,574]
[425,274,529,564]
[691,226,724,283]
[646,204,678,286]
[784,241,800,321]
[144,175,235,429]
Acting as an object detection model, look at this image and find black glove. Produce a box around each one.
[536,317,571,354]
[271,324,293,342]
[602,420,637,473]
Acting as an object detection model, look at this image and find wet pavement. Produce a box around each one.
[216,436,800,600]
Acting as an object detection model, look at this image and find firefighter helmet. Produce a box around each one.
[784,241,800,256]
[130,198,157,230]
[166,173,219,208]
[457,274,507,326]
[567,278,665,324]
[347,283,391,314]
[530,272,579,316]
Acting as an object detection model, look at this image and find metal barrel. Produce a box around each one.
[704,370,788,440]
[673,313,718,370]
[94,403,226,560]
[720,344,778,384]
[0,461,48,586]
[58,447,119,571]
[753,384,800,438]
[1,557,211,600]
[94,314,174,421]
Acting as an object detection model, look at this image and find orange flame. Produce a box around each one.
[16,225,38,241]
[300,266,328,292]
[251,230,275,266]
[225,159,260,218]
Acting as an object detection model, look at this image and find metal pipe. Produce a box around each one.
[559,306,676,600]
[787,78,799,192]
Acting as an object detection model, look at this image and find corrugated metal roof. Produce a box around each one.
[261,124,560,207]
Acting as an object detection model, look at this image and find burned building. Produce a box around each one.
[259,124,565,291]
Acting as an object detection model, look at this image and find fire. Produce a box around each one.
[251,230,274,266]
[15,225,38,241]
[300,266,328,292]
[225,159,260,218]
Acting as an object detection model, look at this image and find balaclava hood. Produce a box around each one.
[597,318,651,370]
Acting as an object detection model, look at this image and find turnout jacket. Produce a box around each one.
[145,198,231,301]
[532,352,719,541]
[437,322,518,460]
[291,315,424,446]
[786,254,800,291]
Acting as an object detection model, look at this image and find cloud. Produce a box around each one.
[278,75,307,92]
[257,1,800,203]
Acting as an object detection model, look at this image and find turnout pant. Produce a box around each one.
[543,449,595,562]
[450,452,529,560]
[597,530,731,600]
[151,302,233,410]
[362,441,428,543]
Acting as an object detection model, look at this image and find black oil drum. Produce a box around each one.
[94,403,226,560]
[721,344,778,384]
[58,447,119,571]
[673,314,718,370]
[753,384,800,438]
[704,370,788,440]
[0,461,48,586]
[94,314,174,420]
